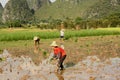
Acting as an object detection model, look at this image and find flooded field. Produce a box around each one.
[0,49,120,80]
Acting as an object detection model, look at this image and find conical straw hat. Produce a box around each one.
[50,41,58,47]
[33,36,39,40]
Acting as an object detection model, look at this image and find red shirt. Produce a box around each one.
[54,47,66,57]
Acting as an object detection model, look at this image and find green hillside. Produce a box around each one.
[83,0,120,19]
[34,0,100,20]
[1,0,120,29]
[0,3,3,21]
[2,0,33,23]
[26,0,41,11]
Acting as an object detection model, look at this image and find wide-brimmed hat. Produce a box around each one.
[50,41,58,47]
[33,36,39,41]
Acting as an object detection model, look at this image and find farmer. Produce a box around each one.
[34,36,40,45]
[33,36,40,53]
[60,29,64,42]
[50,41,66,71]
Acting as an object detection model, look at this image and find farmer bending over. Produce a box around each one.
[34,36,40,46]
[33,36,40,53]
[50,41,66,71]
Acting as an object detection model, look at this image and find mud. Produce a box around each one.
[0,50,120,80]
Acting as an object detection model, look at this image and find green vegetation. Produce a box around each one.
[65,28,120,39]
[26,0,41,11]
[1,13,120,29]
[2,0,33,23]
[34,0,120,20]
[84,0,120,19]
[0,0,120,29]
[0,28,120,41]
[0,3,3,22]
[0,29,59,41]
[35,0,100,19]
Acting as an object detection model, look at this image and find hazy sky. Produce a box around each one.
[0,0,9,7]
[50,0,56,3]
[0,0,56,7]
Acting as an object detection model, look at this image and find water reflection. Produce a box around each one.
[1,50,120,80]
[54,70,64,80]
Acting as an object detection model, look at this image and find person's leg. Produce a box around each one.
[61,36,64,42]
[37,39,40,45]
[60,36,64,42]
[59,55,66,70]
[34,41,37,49]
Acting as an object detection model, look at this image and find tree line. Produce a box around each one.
[0,12,120,29]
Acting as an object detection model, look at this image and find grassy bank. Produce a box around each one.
[0,28,120,41]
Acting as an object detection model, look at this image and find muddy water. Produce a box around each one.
[0,50,120,80]
[64,56,120,80]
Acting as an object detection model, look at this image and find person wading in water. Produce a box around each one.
[50,41,66,71]
[33,36,40,53]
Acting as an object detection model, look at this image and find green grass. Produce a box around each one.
[0,28,120,41]
[64,28,120,39]
[0,29,59,41]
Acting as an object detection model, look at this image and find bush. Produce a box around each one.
[5,20,22,28]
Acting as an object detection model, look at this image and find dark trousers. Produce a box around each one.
[58,55,66,70]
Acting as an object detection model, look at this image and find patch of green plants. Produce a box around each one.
[74,37,78,42]
[0,28,120,41]
[80,45,83,48]
[0,58,2,61]
[0,57,6,62]
[43,51,47,55]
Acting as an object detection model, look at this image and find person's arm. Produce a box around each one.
[56,52,62,59]
[53,54,57,59]
[51,52,61,60]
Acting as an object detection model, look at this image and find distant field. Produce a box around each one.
[0,28,120,66]
[0,28,120,41]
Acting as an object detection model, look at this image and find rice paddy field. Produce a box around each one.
[0,28,120,61]
[0,28,120,41]
[0,28,120,80]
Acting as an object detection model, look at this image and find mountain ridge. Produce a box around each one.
[1,0,120,23]
[2,0,33,23]
[34,0,100,20]
[83,0,120,19]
